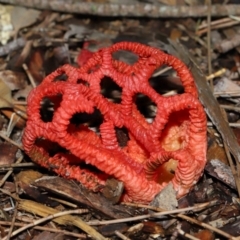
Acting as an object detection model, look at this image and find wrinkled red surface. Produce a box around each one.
[22,42,207,203]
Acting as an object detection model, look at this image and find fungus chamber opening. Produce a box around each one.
[40,95,63,122]
[135,93,157,121]
[149,66,184,96]
[100,77,122,103]
[153,109,190,185]
[68,107,104,134]
[52,73,68,82]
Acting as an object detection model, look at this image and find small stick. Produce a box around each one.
[5,175,19,240]
[87,201,218,225]
[2,209,89,240]
[124,202,235,240]
[0,156,24,187]
[0,220,86,238]
[0,162,35,171]
[22,63,37,88]
[206,0,213,89]
[177,225,199,240]
[198,17,233,29]
[115,231,131,240]
[206,68,226,80]
[0,131,23,150]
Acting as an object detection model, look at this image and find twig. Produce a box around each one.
[0,162,35,171]
[125,202,236,240]
[115,230,131,240]
[0,1,240,18]
[5,175,19,240]
[206,0,213,89]
[0,221,86,238]
[198,17,236,29]
[87,201,217,225]
[48,196,78,208]
[2,209,89,240]
[152,66,172,77]
[197,17,240,36]
[220,104,240,113]
[178,214,235,239]
[177,225,199,240]
[0,188,20,201]
[17,199,107,240]
[22,63,37,88]
[0,156,24,187]
[206,68,226,80]
[124,200,217,212]
[0,132,23,150]
[214,91,240,97]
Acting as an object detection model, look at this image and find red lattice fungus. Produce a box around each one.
[22,42,207,203]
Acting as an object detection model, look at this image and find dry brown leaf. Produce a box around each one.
[0,70,26,90]
[28,50,44,84]
[193,229,215,240]
[170,28,182,40]
[214,77,240,93]
[13,84,32,101]
[207,136,228,165]
[0,78,13,108]
[10,6,40,34]
[16,170,43,186]
[142,221,165,235]
[18,199,107,240]
[0,142,18,165]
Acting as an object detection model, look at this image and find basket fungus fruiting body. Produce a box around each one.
[22,42,207,203]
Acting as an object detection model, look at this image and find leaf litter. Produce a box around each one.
[1,1,240,239]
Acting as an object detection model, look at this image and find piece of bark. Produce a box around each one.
[16,171,58,206]
[220,219,240,237]
[33,176,135,219]
[101,178,124,204]
[205,159,236,190]
[0,142,18,165]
